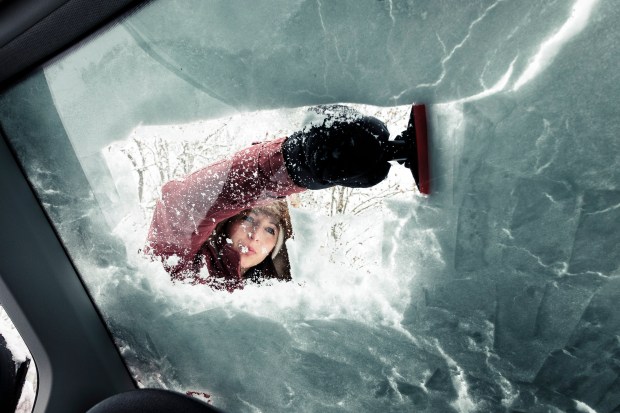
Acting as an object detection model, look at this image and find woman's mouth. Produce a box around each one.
[239,244,255,254]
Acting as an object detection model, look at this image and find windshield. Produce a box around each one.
[1,0,619,412]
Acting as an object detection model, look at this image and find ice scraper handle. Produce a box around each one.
[382,139,410,163]
[282,112,391,189]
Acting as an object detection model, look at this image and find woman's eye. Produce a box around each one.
[266,227,276,236]
[242,215,254,223]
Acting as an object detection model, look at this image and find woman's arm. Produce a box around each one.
[146,138,304,273]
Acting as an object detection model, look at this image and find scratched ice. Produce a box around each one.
[1,0,619,412]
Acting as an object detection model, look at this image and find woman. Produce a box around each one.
[147,106,392,292]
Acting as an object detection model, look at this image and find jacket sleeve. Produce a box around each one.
[146,138,304,272]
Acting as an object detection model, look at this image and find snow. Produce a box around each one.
[0,306,29,364]
[0,306,37,413]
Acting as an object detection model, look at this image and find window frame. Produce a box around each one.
[0,1,147,412]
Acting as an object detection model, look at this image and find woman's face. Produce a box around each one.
[226,211,280,273]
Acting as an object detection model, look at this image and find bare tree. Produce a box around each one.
[118,122,232,213]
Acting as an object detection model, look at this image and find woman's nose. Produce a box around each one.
[247,227,259,240]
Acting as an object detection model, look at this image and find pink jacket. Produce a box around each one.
[146,138,304,291]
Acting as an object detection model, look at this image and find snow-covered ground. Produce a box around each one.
[0,305,37,413]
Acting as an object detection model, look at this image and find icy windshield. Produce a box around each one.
[1,0,619,412]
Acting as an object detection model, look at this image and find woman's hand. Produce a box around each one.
[282,106,391,189]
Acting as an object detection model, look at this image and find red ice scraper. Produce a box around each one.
[382,104,431,195]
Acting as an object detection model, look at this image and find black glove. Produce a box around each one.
[282,106,391,189]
